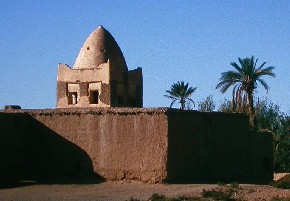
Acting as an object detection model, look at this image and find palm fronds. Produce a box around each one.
[164,81,197,110]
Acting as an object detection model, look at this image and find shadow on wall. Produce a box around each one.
[0,113,103,188]
[165,111,272,184]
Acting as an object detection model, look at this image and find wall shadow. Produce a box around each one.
[165,111,267,184]
[166,112,205,184]
[0,113,103,188]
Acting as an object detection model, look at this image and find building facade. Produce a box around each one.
[57,26,143,108]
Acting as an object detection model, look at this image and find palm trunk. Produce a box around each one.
[247,90,256,128]
[180,99,185,110]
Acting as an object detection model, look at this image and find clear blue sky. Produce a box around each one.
[0,1,289,114]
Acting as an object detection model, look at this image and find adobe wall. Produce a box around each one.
[57,63,111,108]
[0,108,273,183]
[57,63,143,108]
[251,131,273,182]
[33,108,168,182]
[128,67,143,107]
[57,63,110,83]
[0,108,169,183]
[0,112,98,182]
[0,113,31,181]
[166,111,272,183]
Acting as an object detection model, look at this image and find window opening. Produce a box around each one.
[68,92,78,105]
[89,90,99,104]
[129,98,136,106]
[118,96,124,105]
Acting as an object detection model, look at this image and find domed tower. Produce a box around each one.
[56,26,143,108]
[73,25,128,71]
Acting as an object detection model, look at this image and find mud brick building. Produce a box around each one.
[57,26,142,108]
[0,26,273,184]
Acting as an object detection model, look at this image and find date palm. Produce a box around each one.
[164,81,197,110]
[216,56,275,126]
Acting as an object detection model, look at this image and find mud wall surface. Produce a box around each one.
[0,108,168,183]
[0,112,97,182]
[0,113,31,181]
[166,111,273,183]
[251,131,273,183]
[0,108,272,183]
[32,108,168,182]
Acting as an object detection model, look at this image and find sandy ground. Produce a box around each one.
[0,175,290,201]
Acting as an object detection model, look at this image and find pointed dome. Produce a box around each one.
[73,26,128,71]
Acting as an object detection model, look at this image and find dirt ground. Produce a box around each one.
[0,175,290,201]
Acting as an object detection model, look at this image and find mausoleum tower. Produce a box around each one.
[57,25,143,108]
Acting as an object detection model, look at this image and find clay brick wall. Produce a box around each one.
[0,108,272,183]
[57,63,111,108]
[167,111,272,183]
[128,67,143,107]
[0,113,31,181]
[0,112,97,182]
[251,131,273,182]
[31,108,169,182]
[0,108,169,183]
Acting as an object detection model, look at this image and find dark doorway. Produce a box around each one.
[89,90,99,104]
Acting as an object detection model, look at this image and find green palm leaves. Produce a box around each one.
[164,81,197,110]
[216,56,275,126]
[217,56,275,93]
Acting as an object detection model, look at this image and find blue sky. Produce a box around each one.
[0,1,289,114]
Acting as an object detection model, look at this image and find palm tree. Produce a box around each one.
[216,56,275,126]
[164,81,197,110]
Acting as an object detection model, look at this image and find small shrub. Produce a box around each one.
[127,197,141,201]
[201,189,232,200]
[269,181,275,186]
[273,175,290,189]
[271,197,290,201]
[147,194,208,201]
[149,193,167,201]
[217,182,227,187]
[171,196,202,201]
[230,182,239,189]
[274,181,290,189]
[134,192,244,201]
